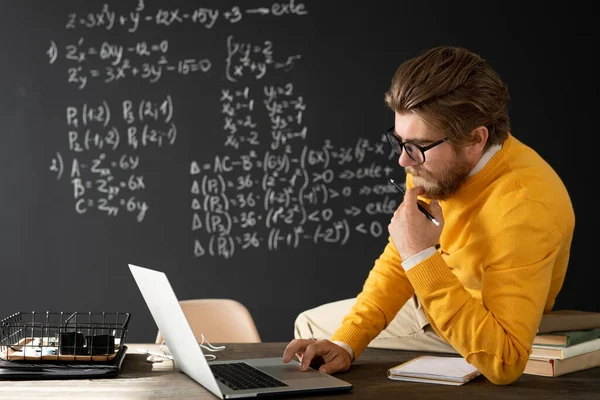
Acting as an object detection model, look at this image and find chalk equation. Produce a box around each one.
[48,1,400,259]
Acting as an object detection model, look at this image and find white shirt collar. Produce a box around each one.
[468,144,502,177]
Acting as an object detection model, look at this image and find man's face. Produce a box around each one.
[394,113,472,200]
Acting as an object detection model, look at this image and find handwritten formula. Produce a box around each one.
[47,1,398,259]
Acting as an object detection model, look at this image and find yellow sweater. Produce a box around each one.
[330,134,575,384]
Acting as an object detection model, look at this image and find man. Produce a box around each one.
[282,46,575,385]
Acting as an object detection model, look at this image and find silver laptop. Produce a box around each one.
[128,264,353,399]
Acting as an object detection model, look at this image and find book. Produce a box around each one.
[533,328,600,347]
[0,346,128,379]
[530,337,600,359]
[538,310,600,334]
[524,347,600,377]
[387,355,481,386]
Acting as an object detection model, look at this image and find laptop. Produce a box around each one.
[128,264,353,399]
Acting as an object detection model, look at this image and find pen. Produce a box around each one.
[389,178,441,226]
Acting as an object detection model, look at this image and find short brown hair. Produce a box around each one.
[384,46,510,149]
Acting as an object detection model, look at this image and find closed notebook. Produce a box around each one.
[533,328,600,347]
[387,355,480,386]
[524,347,600,377]
[530,337,600,360]
[538,310,600,334]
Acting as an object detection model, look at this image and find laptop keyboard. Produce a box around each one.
[210,362,289,391]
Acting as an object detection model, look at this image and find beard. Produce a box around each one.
[405,150,472,200]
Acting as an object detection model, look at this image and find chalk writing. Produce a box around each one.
[48,1,399,259]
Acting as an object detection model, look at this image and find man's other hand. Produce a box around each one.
[282,339,351,374]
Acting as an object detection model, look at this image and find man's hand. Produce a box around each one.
[282,339,352,374]
[389,185,443,260]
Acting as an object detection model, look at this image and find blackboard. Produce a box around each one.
[0,0,595,344]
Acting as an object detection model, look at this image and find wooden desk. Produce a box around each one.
[2,342,600,399]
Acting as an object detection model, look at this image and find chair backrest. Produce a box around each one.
[155,298,261,344]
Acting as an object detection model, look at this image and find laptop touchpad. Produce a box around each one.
[260,365,325,380]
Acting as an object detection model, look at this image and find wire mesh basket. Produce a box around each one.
[0,311,130,362]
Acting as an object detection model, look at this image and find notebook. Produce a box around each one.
[128,264,352,399]
[533,328,600,347]
[0,346,128,379]
[530,337,600,359]
[387,355,481,386]
[537,310,600,334]
[524,347,600,377]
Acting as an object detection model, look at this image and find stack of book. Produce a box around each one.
[524,310,600,377]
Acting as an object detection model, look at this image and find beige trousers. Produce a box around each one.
[294,295,458,354]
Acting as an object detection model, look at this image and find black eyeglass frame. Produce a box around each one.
[384,125,448,164]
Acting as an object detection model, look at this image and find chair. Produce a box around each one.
[155,298,262,344]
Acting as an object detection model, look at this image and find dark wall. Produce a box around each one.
[0,1,596,343]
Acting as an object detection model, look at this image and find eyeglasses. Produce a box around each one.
[384,125,448,165]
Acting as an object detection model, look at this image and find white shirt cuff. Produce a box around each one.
[401,246,437,271]
[332,341,355,362]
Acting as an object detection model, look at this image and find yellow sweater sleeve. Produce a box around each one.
[329,237,413,359]
[407,200,563,385]
[330,136,573,384]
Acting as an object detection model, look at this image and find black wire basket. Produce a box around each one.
[0,311,130,362]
